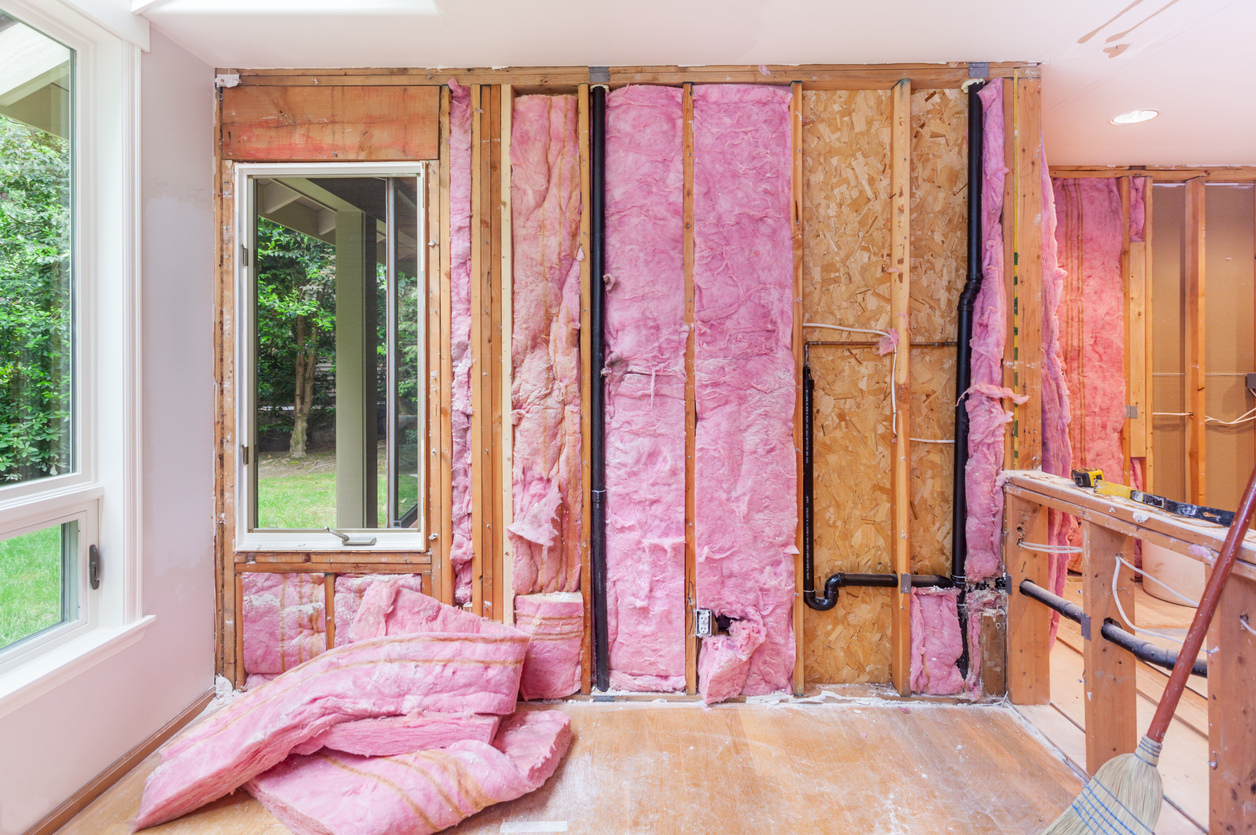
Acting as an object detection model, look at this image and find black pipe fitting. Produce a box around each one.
[589,85,610,691]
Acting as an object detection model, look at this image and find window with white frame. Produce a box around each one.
[0,0,146,702]
[237,165,428,551]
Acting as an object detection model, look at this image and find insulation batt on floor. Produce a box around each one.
[603,85,687,692]
[509,94,584,596]
[1054,177,1125,572]
[691,85,797,704]
[241,573,326,683]
[514,592,583,700]
[448,80,475,604]
[333,574,425,640]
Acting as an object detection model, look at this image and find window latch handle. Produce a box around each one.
[89,544,101,590]
[325,527,377,547]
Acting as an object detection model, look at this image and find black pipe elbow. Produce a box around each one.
[804,574,842,611]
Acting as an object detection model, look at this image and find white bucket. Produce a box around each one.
[1141,542,1204,606]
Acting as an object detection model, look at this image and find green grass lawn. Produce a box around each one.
[257,448,418,530]
[0,525,65,650]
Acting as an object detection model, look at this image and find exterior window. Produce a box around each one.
[241,168,426,548]
[0,520,76,650]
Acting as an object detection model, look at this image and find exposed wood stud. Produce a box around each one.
[468,84,486,617]
[486,84,502,621]
[1185,177,1206,505]
[790,81,805,697]
[1081,522,1137,771]
[1208,574,1256,831]
[682,83,698,697]
[1005,493,1050,704]
[437,92,455,605]
[324,573,336,649]
[1119,177,1133,486]
[1001,78,1017,471]
[577,83,594,693]
[1012,76,1043,471]
[1050,165,1256,183]
[889,78,912,697]
[233,571,245,689]
[1144,182,1155,491]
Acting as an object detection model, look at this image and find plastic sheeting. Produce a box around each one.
[603,85,688,692]
[909,588,965,696]
[1054,178,1125,577]
[242,573,326,678]
[449,81,475,604]
[246,711,571,835]
[509,94,584,596]
[691,85,796,703]
[514,592,583,700]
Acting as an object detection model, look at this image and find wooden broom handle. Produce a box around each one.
[1147,463,1256,743]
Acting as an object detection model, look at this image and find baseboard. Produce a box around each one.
[23,688,215,835]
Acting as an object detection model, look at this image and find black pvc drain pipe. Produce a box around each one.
[589,84,609,691]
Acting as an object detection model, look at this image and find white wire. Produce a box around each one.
[804,321,900,436]
[1153,411,1192,417]
[1205,406,1256,426]
[1117,555,1197,607]
[1017,541,1084,554]
[1241,615,1256,638]
[1111,558,1188,647]
[911,438,955,444]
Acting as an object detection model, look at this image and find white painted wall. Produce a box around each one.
[0,28,215,835]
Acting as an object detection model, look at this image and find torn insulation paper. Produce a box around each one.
[242,572,326,681]
[604,85,688,692]
[691,85,797,703]
[449,80,475,604]
[509,94,584,596]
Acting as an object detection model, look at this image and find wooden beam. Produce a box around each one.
[1119,177,1133,485]
[1049,165,1256,183]
[1081,522,1137,772]
[1128,183,1149,464]
[577,83,593,692]
[1005,493,1051,704]
[501,85,516,627]
[1012,76,1043,471]
[468,84,486,617]
[436,92,455,605]
[233,571,245,688]
[1144,179,1155,492]
[238,563,432,575]
[324,573,337,649]
[889,78,912,697]
[485,85,502,621]
[1185,177,1206,505]
[790,81,805,698]
[1208,573,1256,831]
[683,83,698,696]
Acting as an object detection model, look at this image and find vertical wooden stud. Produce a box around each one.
[1119,177,1133,485]
[468,84,486,617]
[233,570,246,689]
[1208,573,1256,831]
[1143,180,1155,491]
[501,86,515,627]
[889,78,912,696]
[436,93,455,606]
[1185,177,1206,505]
[790,81,805,698]
[485,85,502,621]
[1081,522,1137,772]
[324,573,337,649]
[1128,183,1149,462]
[683,83,698,696]
[1012,76,1043,471]
[1006,494,1050,704]
[577,83,594,692]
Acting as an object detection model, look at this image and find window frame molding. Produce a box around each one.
[233,161,433,553]
[0,0,149,717]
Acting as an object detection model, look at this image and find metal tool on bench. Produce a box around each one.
[1069,468,1235,527]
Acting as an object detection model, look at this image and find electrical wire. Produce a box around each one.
[1017,541,1084,554]
[804,321,900,434]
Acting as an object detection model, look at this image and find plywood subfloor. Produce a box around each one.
[61,700,1084,835]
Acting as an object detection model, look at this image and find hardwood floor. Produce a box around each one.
[60,697,1083,835]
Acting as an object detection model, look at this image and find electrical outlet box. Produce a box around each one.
[694,608,714,638]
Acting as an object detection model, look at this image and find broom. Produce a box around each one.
[1041,460,1256,835]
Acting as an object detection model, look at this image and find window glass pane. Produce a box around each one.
[254,176,422,532]
[0,14,74,486]
[0,520,76,650]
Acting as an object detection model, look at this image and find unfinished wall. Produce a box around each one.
[1152,184,1187,501]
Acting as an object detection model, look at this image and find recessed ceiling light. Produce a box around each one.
[1111,109,1159,125]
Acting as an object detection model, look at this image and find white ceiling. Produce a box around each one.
[133,0,1255,167]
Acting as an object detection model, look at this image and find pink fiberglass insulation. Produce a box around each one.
[292,712,501,758]
[603,85,687,692]
[963,589,1003,699]
[514,592,583,700]
[345,580,524,645]
[509,94,584,596]
[333,574,425,642]
[245,710,572,835]
[691,85,796,703]
[964,82,1014,583]
[449,80,475,604]
[909,588,965,696]
[132,632,529,830]
[1054,177,1125,574]
[242,572,326,676]
[1130,177,1147,243]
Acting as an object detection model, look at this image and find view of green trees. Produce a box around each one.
[0,113,72,485]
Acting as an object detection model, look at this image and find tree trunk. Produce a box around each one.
[290,315,319,459]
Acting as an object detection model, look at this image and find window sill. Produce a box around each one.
[0,615,156,721]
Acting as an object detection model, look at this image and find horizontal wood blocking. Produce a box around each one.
[221,62,1039,91]
[1049,165,1256,183]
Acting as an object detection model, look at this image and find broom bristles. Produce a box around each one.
[1040,736,1164,835]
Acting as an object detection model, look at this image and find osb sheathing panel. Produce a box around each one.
[802,90,893,684]
[801,89,965,684]
[908,88,966,577]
